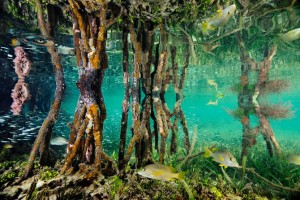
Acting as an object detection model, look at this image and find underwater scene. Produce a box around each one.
[0,0,300,199]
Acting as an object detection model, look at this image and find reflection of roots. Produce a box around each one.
[13,46,31,78]
[20,35,55,47]
[11,46,32,115]
[11,80,31,115]
[260,103,293,119]
[260,80,289,94]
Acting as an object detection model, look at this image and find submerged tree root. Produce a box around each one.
[20,0,66,181]
[246,168,300,193]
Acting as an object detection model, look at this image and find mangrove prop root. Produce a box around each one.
[68,103,86,154]
[20,0,65,180]
[61,118,89,174]
[170,45,179,154]
[68,0,88,67]
[95,51,106,133]
[89,104,103,167]
[254,44,281,156]
[152,25,170,163]
[151,41,160,151]
[71,12,81,67]
[25,178,37,200]
[155,100,168,163]
[237,32,281,157]
[140,96,153,165]
[83,129,93,162]
[168,41,191,155]
[65,0,116,175]
[118,24,130,168]
[170,116,179,154]
[180,44,190,152]
[179,108,190,153]
[68,0,89,52]
[237,32,257,158]
[122,22,142,166]
[168,40,192,158]
[139,27,155,166]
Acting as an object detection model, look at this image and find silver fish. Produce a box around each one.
[50,136,69,145]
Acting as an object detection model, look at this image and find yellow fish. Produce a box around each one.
[201,4,236,34]
[207,99,219,106]
[204,147,240,168]
[207,92,224,106]
[207,79,218,89]
[279,28,300,42]
[3,144,13,149]
[216,92,224,98]
[285,153,300,165]
[11,38,21,46]
[138,164,185,181]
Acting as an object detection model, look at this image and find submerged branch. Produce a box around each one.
[246,168,300,193]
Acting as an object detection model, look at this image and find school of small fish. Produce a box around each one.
[0,110,70,147]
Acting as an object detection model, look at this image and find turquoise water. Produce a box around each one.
[0,29,300,158]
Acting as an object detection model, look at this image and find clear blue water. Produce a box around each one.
[1,28,300,158]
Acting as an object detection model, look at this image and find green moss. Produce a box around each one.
[0,170,17,184]
[0,161,16,170]
[109,175,124,198]
[0,159,29,185]
[209,186,223,199]
[242,193,269,200]
[40,166,59,181]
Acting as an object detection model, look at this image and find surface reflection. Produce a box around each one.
[11,46,31,115]
[234,33,294,159]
